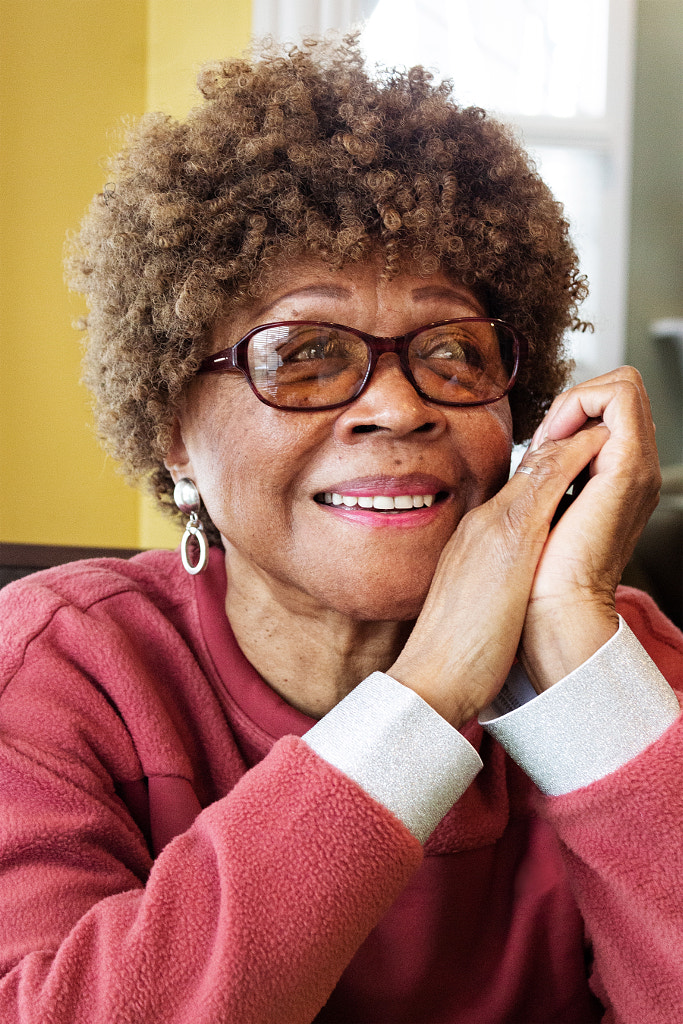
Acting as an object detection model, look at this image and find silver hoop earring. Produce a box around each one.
[174,478,208,575]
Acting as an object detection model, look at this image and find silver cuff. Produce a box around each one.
[304,672,482,843]
[479,618,680,795]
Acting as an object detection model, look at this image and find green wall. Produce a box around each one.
[626,0,683,467]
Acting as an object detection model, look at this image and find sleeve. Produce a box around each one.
[303,671,482,842]
[478,616,680,794]
[0,723,423,1024]
[0,598,434,1024]
[479,611,683,1024]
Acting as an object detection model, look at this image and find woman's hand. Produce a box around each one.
[518,366,661,692]
[390,367,660,726]
[388,412,609,727]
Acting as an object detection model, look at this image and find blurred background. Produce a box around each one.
[0,0,681,617]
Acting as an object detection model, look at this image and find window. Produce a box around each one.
[252,0,636,377]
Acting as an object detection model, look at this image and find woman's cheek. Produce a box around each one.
[456,400,513,509]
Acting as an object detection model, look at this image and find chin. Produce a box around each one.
[310,576,431,623]
[297,544,443,622]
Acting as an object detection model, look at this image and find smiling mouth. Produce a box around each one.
[315,491,449,512]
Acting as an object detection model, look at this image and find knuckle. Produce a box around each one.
[620,378,644,404]
[613,368,649,407]
[524,443,564,478]
[617,364,644,386]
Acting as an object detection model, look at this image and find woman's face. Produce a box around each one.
[166,260,513,621]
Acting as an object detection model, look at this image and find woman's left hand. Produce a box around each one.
[517,366,661,691]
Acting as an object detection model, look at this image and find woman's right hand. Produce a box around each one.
[388,420,611,728]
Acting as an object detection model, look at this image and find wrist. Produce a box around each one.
[387,655,471,730]
[520,597,619,693]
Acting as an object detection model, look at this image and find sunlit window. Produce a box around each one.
[362,0,609,119]
[360,0,634,378]
[252,0,635,378]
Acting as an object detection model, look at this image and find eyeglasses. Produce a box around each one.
[197,318,526,411]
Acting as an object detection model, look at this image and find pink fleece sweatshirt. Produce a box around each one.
[0,548,681,1023]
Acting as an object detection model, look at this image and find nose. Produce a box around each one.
[333,353,447,441]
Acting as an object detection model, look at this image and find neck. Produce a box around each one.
[223,547,412,719]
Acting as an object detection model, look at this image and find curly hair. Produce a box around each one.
[67,34,589,542]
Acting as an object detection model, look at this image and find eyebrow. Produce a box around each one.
[409,285,485,311]
[255,284,352,318]
[253,281,485,319]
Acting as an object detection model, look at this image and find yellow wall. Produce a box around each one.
[0,0,252,551]
[147,0,253,115]
[140,0,253,548]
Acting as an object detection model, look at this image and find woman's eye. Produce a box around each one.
[418,336,484,368]
[289,339,329,360]
[429,341,465,359]
[278,331,347,363]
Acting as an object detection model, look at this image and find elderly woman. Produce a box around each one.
[0,37,681,1024]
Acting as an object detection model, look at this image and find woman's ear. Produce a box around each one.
[164,416,195,484]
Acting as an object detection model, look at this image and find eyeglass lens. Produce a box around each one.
[246,322,516,409]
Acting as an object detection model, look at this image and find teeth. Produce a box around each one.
[323,493,438,511]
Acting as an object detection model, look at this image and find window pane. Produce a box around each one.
[531,146,606,370]
[362,0,610,118]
